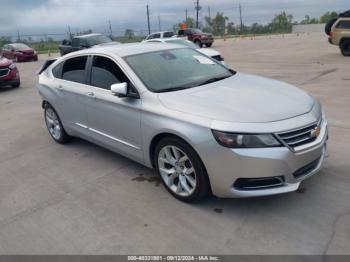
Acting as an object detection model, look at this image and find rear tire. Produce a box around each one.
[44,104,71,144]
[340,40,350,56]
[154,137,210,203]
[205,43,213,47]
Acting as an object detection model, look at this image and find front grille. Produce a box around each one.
[234,176,285,191]
[0,68,10,77]
[277,121,321,149]
[293,157,321,178]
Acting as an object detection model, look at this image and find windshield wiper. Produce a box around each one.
[198,74,232,86]
[156,85,194,93]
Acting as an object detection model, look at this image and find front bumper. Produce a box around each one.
[197,117,328,198]
[0,68,20,87]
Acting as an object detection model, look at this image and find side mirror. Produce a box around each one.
[111,83,128,97]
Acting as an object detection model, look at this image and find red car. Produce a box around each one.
[177,28,214,48]
[0,57,20,88]
[1,43,38,62]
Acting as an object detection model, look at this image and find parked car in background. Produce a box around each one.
[1,43,38,62]
[59,33,118,56]
[0,56,20,88]
[37,43,328,202]
[326,10,350,56]
[144,31,175,41]
[178,28,214,47]
[144,37,226,66]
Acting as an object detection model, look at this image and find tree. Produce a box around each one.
[226,22,236,35]
[268,11,293,33]
[320,11,338,23]
[124,29,135,39]
[204,12,228,36]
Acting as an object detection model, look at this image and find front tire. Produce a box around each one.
[154,137,210,202]
[44,104,71,144]
[340,40,350,56]
[205,43,213,47]
[12,81,20,88]
[194,39,203,48]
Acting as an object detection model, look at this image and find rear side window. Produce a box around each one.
[336,20,350,29]
[62,56,88,84]
[90,56,129,90]
[52,63,63,78]
[163,32,174,38]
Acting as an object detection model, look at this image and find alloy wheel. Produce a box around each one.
[45,108,62,140]
[158,145,197,197]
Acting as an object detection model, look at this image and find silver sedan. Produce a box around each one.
[37,43,328,202]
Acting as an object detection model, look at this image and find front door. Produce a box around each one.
[84,55,143,162]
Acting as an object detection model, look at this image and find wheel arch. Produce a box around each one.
[340,37,350,46]
[148,131,212,195]
[149,132,194,168]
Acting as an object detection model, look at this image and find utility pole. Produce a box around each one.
[108,20,113,38]
[239,3,243,33]
[146,4,151,35]
[185,8,188,21]
[68,25,72,40]
[158,15,161,31]
[17,31,20,41]
[208,6,211,21]
[195,0,200,28]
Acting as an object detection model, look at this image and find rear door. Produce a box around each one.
[51,55,92,135]
[84,55,143,161]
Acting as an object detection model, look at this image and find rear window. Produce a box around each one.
[163,32,174,38]
[336,20,350,29]
[62,56,88,84]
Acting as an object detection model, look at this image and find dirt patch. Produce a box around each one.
[132,173,162,187]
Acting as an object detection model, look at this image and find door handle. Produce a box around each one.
[57,85,63,91]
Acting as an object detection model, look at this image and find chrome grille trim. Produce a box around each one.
[276,118,322,150]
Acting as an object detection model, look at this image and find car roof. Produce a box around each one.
[146,37,188,42]
[150,31,173,34]
[74,33,103,39]
[71,42,185,57]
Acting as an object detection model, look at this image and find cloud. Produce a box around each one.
[0,0,348,36]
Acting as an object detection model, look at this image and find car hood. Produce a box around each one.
[0,57,11,67]
[158,73,315,123]
[196,48,220,57]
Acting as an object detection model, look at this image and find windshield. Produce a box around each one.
[125,48,233,93]
[165,39,198,49]
[87,35,113,46]
[13,43,30,50]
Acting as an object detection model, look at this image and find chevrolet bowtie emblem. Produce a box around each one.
[311,126,321,138]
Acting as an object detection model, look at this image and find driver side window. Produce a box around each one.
[90,56,129,90]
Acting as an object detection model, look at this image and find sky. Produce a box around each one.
[0,0,349,38]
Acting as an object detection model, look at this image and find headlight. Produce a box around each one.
[9,63,16,70]
[212,130,282,148]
